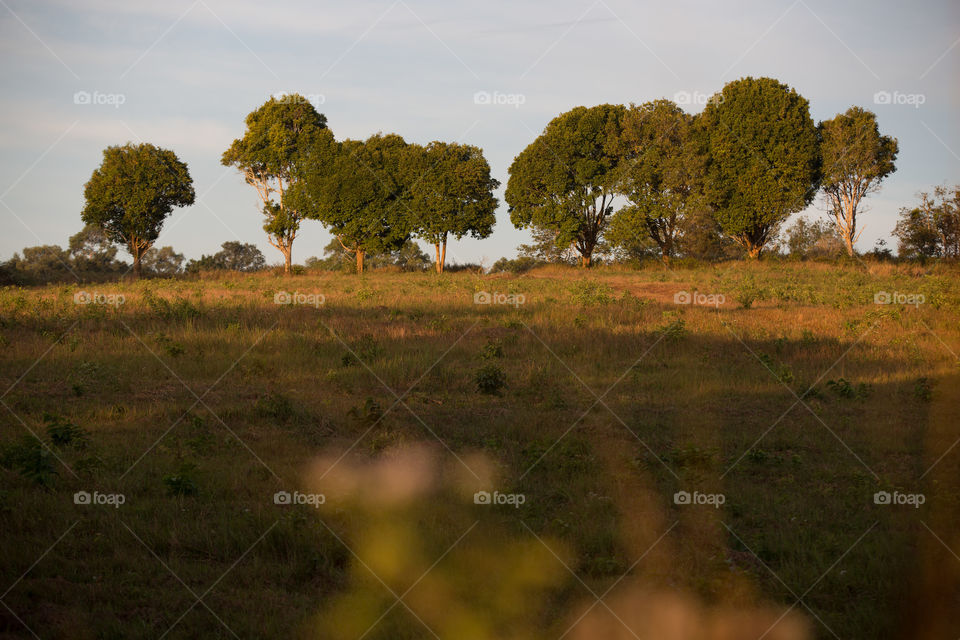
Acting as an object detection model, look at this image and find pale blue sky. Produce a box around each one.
[1,0,957,266]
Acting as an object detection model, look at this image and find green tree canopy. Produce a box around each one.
[893,185,960,258]
[609,99,705,264]
[222,95,334,274]
[296,133,414,274]
[82,142,195,278]
[404,141,499,273]
[505,104,626,267]
[701,77,820,258]
[818,106,898,256]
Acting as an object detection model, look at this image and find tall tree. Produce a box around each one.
[405,141,499,273]
[818,106,898,256]
[611,99,705,264]
[82,142,195,278]
[701,77,820,258]
[222,95,333,275]
[505,104,626,267]
[296,133,414,274]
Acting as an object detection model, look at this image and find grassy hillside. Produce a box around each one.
[1,261,958,639]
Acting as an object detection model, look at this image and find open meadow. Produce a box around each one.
[1,260,959,639]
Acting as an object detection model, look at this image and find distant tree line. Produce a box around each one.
[506,76,902,266]
[3,78,957,285]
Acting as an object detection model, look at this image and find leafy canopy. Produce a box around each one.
[405,141,499,245]
[297,133,414,256]
[505,104,626,259]
[608,99,705,260]
[82,142,195,251]
[701,77,820,255]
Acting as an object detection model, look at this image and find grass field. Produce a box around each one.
[1,261,959,639]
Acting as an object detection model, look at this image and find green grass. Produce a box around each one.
[1,260,959,639]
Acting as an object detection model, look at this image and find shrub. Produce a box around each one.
[474,364,506,395]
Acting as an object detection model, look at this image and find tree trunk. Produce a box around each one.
[580,253,592,267]
[283,248,292,275]
[434,243,442,274]
[129,240,144,279]
[746,244,762,259]
[356,250,365,275]
[844,234,855,257]
[440,236,447,274]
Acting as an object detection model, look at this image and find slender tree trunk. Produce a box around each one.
[356,250,365,275]
[129,240,144,279]
[434,243,442,274]
[283,248,292,275]
[746,244,762,259]
[440,235,447,274]
[580,253,592,267]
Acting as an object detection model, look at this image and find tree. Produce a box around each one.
[141,246,185,276]
[701,77,820,258]
[297,133,414,274]
[517,225,580,264]
[3,245,74,284]
[405,141,499,273]
[313,238,430,272]
[612,99,705,264]
[82,143,195,278]
[222,95,334,275]
[783,216,845,259]
[68,224,124,274]
[818,106,898,256]
[215,241,266,271]
[505,104,626,267]
[893,185,960,258]
[185,241,266,273]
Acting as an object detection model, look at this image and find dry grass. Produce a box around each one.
[1,261,958,638]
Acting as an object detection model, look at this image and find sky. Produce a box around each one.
[0,0,957,267]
